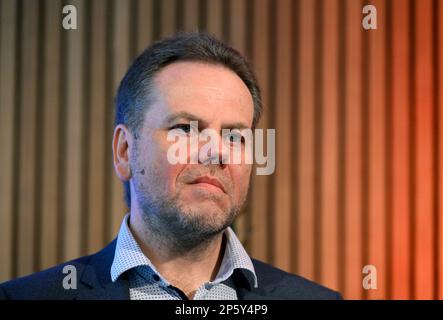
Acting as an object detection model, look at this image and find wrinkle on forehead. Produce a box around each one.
[160,85,249,102]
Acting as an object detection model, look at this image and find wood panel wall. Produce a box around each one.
[0,0,442,300]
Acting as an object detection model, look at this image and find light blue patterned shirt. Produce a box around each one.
[110,214,258,300]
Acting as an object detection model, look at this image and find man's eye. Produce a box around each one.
[169,124,191,133]
[225,132,244,144]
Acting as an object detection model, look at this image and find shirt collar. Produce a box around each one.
[110,214,258,288]
[214,227,258,288]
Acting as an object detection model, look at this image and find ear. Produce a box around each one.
[112,124,133,182]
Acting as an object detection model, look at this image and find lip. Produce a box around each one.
[189,176,226,193]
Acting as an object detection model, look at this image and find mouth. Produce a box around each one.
[189,176,226,193]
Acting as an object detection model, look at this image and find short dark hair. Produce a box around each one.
[115,31,263,208]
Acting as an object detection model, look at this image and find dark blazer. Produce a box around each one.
[0,239,342,300]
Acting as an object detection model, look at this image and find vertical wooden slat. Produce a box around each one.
[229,0,248,244]
[229,0,246,54]
[161,0,176,38]
[137,0,154,53]
[391,0,410,300]
[273,0,292,272]
[17,0,39,276]
[0,0,17,281]
[182,0,199,32]
[438,0,443,301]
[110,0,131,237]
[297,0,315,278]
[63,0,85,261]
[414,0,435,300]
[206,0,223,38]
[344,0,363,299]
[367,0,387,300]
[321,0,339,290]
[40,0,62,270]
[87,0,107,253]
[250,0,270,262]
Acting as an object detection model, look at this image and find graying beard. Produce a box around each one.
[137,190,239,254]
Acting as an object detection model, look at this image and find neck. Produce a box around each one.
[128,210,226,299]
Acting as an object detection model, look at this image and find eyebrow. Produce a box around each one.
[164,111,203,126]
[163,111,250,129]
[222,122,250,130]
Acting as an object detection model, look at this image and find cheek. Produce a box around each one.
[149,149,185,194]
[164,165,185,193]
[139,134,184,193]
[231,165,252,200]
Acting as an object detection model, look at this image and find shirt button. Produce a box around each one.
[152,274,160,282]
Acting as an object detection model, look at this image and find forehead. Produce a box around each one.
[144,61,254,128]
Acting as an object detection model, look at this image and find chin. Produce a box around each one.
[183,202,224,216]
[183,201,233,222]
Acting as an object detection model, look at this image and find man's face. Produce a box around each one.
[129,61,254,246]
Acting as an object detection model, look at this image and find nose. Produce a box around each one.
[197,130,229,166]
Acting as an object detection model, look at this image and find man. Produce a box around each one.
[0,32,341,300]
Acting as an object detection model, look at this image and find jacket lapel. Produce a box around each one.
[75,239,130,300]
[232,268,277,300]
